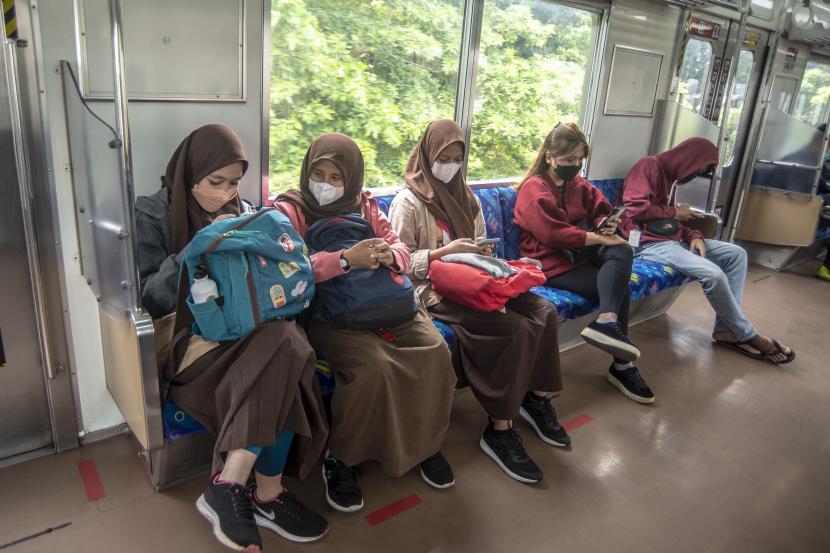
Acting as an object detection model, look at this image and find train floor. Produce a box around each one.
[1,261,829,553]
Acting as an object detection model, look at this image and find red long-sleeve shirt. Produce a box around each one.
[620,137,718,245]
[515,174,613,278]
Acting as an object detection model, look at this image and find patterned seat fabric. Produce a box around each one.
[163,180,689,440]
[816,194,830,241]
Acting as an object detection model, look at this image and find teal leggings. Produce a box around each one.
[246,431,294,477]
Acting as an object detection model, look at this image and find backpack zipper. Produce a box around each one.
[205,208,274,255]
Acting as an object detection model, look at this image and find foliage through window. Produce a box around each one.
[467,0,598,180]
[677,39,713,115]
[269,0,463,194]
[268,0,600,193]
[793,60,830,129]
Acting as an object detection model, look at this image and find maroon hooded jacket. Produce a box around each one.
[619,137,718,245]
[515,174,613,278]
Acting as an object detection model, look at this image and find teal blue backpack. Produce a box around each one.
[182,208,314,341]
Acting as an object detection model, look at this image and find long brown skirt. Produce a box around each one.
[168,319,329,477]
[306,311,456,477]
[428,292,562,420]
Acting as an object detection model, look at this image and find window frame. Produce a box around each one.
[262,0,609,202]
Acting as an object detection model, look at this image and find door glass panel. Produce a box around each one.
[721,49,754,165]
[678,39,713,114]
[792,60,830,128]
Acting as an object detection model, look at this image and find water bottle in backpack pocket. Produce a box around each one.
[304,214,418,330]
[182,208,315,341]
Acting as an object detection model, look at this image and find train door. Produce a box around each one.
[670,14,769,216]
[714,28,770,218]
[0,43,54,463]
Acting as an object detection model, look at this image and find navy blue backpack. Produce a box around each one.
[304,214,418,330]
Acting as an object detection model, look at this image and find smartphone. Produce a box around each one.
[476,237,501,246]
[597,206,627,230]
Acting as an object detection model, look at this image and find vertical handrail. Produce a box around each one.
[454,0,484,173]
[108,0,141,312]
[3,39,56,379]
[708,9,748,213]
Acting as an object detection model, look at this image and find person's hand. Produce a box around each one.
[343,238,385,269]
[599,218,619,235]
[675,203,704,222]
[371,242,395,267]
[594,233,628,247]
[443,238,482,256]
[478,244,494,256]
[690,238,707,257]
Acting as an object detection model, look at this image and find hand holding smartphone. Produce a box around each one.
[597,206,626,230]
[475,237,501,246]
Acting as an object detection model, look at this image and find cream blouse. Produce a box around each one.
[388,187,486,308]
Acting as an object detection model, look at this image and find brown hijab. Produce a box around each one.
[404,119,480,240]
[162,124,248,254]
[276,133,365,224]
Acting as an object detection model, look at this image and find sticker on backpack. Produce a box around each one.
[277,233,295,253]
[291,280,308,298]
[279,261,300,278]
[256,255,268,268]
[269,284,287,308]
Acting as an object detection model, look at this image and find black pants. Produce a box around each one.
[546,244,633,334]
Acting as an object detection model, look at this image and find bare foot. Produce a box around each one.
[712,330,762,356]
[748,334,793,364]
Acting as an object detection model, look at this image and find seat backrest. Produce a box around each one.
[374,180,623,261]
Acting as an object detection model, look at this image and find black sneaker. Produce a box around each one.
[253,488,328,543]
[580,320,640,362]
[419,452,455,489]
[479,422,543,484]
[196,475,263,552]
[519,393,571,447]
[607,365,655,404]
[322,456,364,512]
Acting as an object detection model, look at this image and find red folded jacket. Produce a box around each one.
[429,259,546,312]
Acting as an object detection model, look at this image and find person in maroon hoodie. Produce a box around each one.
[515,123,654,404]
[620,137,795,364]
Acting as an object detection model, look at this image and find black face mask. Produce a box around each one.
[554,163,582,182]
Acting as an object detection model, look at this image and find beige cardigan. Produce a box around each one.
[388,187,486,308]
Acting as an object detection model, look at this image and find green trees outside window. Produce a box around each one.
[268,0,597,194]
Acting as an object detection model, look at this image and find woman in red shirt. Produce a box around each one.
[514,123,653,404]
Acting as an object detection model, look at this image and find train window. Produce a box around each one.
[677,39,713,115]
[792,60,830,128]
[267,0,464,193]
[466,1,599,180]
[721,49,754,165]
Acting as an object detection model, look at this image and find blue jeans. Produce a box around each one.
[635,239,756,341]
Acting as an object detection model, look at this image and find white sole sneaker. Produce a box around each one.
[518,407,569,447]
[196,494,257,552]
[419,466,456,489]
[321,464,364,513]
[606,372,655,404]
[478,437,541,484]
[254,512,328,543]
[580,326,641,361]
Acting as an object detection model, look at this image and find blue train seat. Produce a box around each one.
[161,179,691,440]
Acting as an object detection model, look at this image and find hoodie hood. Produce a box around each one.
[655,137,718,184]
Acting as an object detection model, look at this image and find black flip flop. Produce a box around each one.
[760,339,796,365]
[714,339,764,360]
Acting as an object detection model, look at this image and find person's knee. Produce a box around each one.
[607,244,634,264]
[700,267,729,292]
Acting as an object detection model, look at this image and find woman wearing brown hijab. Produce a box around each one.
[389,119,566,485]
[136,124,329,551]
[274,133,456,512]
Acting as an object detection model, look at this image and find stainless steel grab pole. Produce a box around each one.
[108,0,141,312]
[3,39,57,379]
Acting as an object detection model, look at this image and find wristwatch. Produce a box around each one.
[339,251,350,270]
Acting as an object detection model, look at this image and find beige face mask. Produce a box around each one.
[191,182,238,213]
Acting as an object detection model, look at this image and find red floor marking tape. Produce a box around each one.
[562,413,593,432]
[365,493,423,526]
[77,460,106,501]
